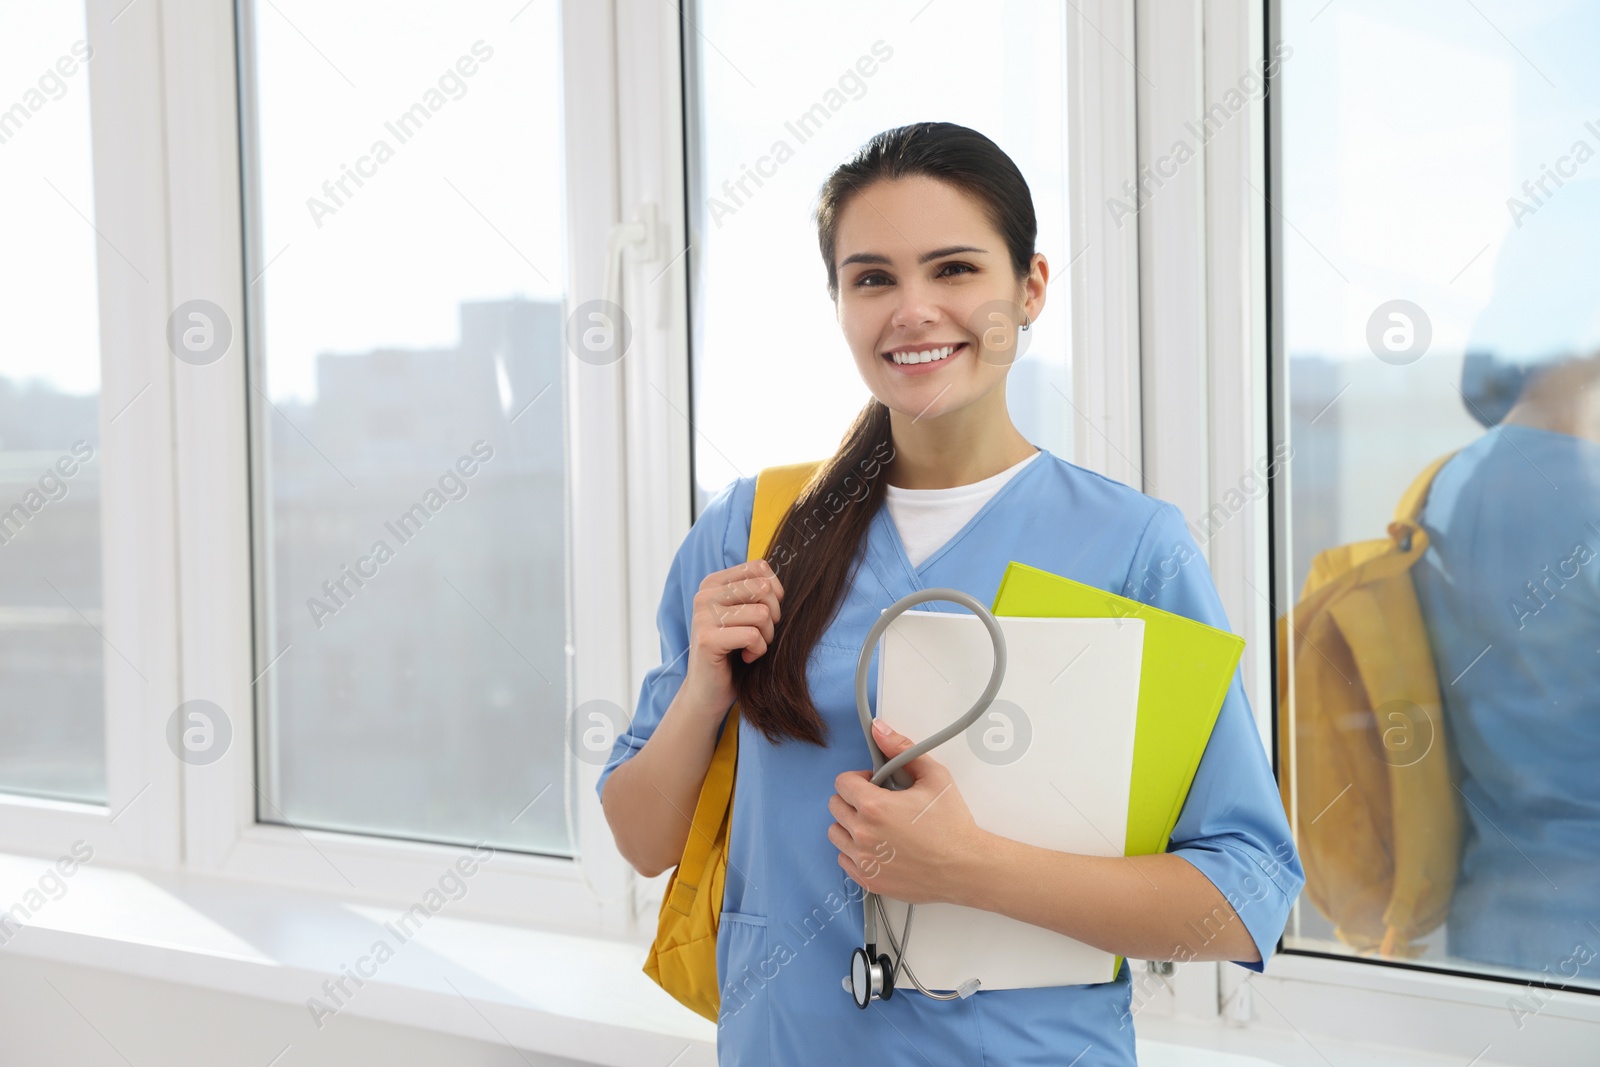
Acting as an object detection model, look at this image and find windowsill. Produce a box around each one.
[0,851,716,1066]
[2,850,1582,1066]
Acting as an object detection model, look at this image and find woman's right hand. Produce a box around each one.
[683,559,784,714]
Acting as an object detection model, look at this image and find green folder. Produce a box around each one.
[991,561,1244,979]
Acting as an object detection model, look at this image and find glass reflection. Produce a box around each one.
[1276,0,1600,985]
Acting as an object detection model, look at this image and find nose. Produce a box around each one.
[888,277,941,333]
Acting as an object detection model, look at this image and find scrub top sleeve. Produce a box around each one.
[1122,502,1306,972]
[594,475,755,805]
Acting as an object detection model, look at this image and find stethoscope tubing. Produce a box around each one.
[851,587,1006,989]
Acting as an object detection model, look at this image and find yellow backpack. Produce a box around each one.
[1275,451,1464,957]
[642,460,823,1021]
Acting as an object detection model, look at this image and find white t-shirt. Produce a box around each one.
[883,449,1043,568]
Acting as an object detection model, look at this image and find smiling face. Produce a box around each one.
[832,175,1045,426]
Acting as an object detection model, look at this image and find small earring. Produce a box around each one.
[1020,314,1030,332]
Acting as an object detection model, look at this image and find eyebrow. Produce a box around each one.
[838,245,990,269]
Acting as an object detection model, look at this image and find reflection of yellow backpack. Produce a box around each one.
[643,461,822,1021]
[1275,451,1464,958]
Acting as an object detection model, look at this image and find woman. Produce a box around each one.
[598,122,1302,1065]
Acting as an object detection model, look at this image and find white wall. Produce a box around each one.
[0,953,592,1067]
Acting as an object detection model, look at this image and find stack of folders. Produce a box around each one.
[872,561,1245,991]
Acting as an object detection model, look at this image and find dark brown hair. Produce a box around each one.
[729,121,1038,747]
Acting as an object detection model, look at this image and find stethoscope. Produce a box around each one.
[842,587,1007,1008]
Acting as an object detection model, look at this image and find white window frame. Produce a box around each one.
[157,0,678,937]
[1135,0,1600,1059]
[1069,0,1146,487]
[0,0,184,871]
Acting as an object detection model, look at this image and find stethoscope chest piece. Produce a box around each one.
[847,942,895,1008]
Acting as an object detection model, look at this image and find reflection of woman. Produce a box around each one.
[597,123,1302,1064]
[1412,180,1600,973]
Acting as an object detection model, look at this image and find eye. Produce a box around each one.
[852,262,976,288]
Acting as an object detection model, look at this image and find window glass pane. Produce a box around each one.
[0,4,105,804]
[244,2,569,853]
[1276,0,1600,984]
[685,1,1073,510]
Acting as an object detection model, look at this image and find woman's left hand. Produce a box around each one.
[827,720,986,906]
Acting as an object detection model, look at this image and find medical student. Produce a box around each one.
[598,121,1303,1066]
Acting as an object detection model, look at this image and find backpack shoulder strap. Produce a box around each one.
[749,460,825,560]
[1393,450,1460,525]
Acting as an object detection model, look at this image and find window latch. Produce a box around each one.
[603,202,662,316]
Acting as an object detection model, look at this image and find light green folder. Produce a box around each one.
[991,561,1245,979]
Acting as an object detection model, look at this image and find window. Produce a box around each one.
[1273,0,1600,987]
[241,0,572,855]
[684,0,1076,510]
[0,5,105,804]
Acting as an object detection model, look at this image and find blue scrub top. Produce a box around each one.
[597,447,1304,1066]
[1412,424,1600,972]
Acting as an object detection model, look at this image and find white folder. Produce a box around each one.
[872,610,1145,990]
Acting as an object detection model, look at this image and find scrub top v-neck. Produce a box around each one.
[883,448,1044,570]
[597,445,1303,1067]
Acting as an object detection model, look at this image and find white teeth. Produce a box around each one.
[891,344,957,365]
